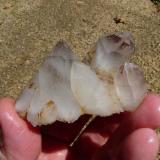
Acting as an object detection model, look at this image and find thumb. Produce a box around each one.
[0,98,41,160]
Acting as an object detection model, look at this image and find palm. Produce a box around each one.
[0,94,159,160]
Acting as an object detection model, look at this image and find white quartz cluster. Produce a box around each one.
[15,32,147,126]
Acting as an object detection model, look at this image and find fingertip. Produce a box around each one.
[0,98,41,160]
[131,93,160,129]
[120,128,159,160]
[138,93,160,113]
[143,93,160,107]
[0,97,39,140]
[0,97,19,128]
[0,97,15,110]
[0,97,16,123]
[0,97,24,126]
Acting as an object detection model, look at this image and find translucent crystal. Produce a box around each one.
[91,32,135,74]
[15,32,147,126]
[16,42,82,126]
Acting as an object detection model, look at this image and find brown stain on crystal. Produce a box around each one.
[95,69,114,85]
[80,106,86,114]
[37,100,56,123]
[37,112,42,119]
[46,100,55,108]
[18,111,27,118]
[119,65,124,74]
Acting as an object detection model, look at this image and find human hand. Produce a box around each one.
[0,93,159,160]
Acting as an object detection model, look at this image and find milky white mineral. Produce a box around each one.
[15,32,147,127]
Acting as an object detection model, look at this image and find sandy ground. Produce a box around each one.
[0,0,159,99]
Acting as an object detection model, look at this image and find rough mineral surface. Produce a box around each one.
[0,0,159,98]
[15,35,147,126]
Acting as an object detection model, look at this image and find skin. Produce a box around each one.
[0,93,160,160]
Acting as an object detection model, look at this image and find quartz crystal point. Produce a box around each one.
[71,62,147,116]
[114,63,147,110]
[91,32,135,75]
[16,42,82,126]
[15,32,147,126]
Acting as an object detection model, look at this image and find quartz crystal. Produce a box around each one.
[15,32,147,126]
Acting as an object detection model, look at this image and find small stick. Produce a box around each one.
[69,115,96,147]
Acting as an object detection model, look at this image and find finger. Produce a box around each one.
[73,93,160,158]
[0,98,41,160]
[119,128,159,160]
[94,128,159,160]
[71,114,125,159]
[98,93,160,149]
[128,93,160,129]
[90,93,160,160]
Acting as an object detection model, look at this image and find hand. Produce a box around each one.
[0,94,159,160]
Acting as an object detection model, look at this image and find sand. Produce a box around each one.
[0,0,159,98]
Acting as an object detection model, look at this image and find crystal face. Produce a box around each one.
[15,32,147,126]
